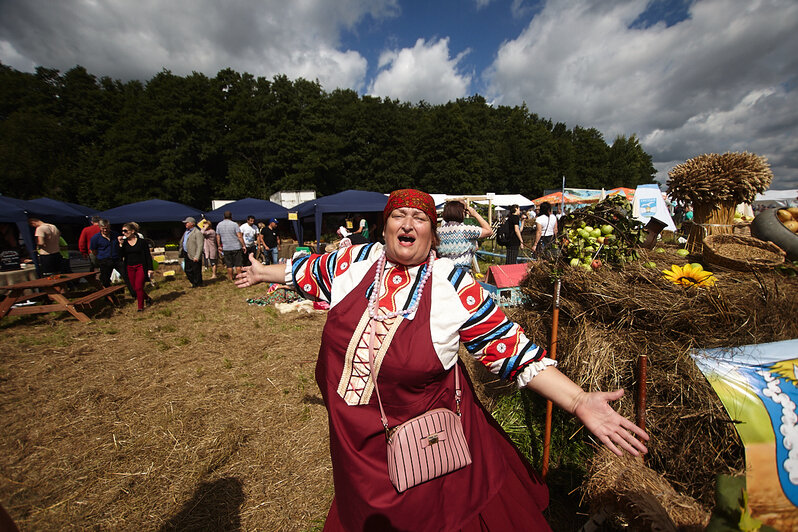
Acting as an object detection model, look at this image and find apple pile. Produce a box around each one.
[560,196,644,271]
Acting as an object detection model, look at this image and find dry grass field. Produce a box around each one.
[1,275,333,531]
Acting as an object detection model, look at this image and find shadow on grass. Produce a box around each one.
[151,289,186,304]
[158,477,245,532]
[301,394,325,405]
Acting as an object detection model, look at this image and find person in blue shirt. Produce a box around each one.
[90,219,125,288]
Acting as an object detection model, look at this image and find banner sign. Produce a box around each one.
[563,188,602,200]
[691,339,798,527]
[632,184,676,231]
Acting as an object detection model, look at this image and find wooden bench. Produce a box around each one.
[72,284,126,307]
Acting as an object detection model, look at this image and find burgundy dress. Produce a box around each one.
[315,261,550,531]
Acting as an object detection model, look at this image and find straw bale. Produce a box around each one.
[515,250,798,508]
[667,152,774,252]
[584,449,710,531]
[667,152,772,205]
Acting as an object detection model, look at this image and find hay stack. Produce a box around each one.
[584,449,710,531]
[667,152,772,254]
[515,256,798,511]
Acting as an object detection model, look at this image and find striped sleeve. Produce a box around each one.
[291,243,378,302]
[448,268,556,387]
[464,225,482,239]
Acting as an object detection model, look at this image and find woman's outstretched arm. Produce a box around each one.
[524,366,649,457]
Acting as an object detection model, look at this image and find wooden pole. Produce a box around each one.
[636,354,648,432]
[541,279,561,480]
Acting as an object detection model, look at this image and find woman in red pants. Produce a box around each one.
[119,222,154,311]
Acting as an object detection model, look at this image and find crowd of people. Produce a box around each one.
[1,210,286,310]
[1,201,563,287]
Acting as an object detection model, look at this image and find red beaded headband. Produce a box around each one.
[383,189,437,225]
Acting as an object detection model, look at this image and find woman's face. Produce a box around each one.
[383,207,433,266]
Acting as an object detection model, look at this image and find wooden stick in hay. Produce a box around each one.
[667,152,772,254]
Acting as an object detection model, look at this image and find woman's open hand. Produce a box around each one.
[235,253,286,288]
[571,389,649,457]
[235,253,266,288]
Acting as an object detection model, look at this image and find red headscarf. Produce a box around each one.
[383,189,437,225]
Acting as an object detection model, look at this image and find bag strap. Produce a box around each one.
[368,327,462,437]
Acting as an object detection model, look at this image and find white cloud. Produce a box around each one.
[0,0,398,91]
[0,40,35,71]
[367,37,472,104]
[486,0,798,189]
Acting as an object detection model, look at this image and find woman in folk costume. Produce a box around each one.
[236,189,648,531]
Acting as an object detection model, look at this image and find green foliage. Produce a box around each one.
[0,64,657,207]
[492,389,592,471]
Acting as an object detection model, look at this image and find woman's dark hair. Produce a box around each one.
[539,202,552,216]
[442,201,465,223]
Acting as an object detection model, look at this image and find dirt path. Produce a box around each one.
[1,276,332,530]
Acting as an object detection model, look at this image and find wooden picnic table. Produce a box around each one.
[0,271,125,323]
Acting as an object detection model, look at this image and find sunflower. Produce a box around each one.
[662,263,716,288]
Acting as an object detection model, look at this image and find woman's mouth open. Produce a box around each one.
[398,234,415,246]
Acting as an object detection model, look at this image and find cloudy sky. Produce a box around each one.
[1,0,796,190]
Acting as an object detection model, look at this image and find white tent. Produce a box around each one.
[753,189,798,208]
[431,193,534,209]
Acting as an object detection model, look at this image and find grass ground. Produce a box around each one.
[1,274,333,531]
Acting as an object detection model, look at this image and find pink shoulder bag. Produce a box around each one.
[368,329,472,493]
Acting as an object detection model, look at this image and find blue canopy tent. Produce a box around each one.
[62,200,100,217]
[203,198,288,223]
[290,190,388,249]
[27,197,96,224]
[0,196,43,275]
[97,199,201,224]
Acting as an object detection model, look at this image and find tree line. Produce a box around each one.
[0,64,656,210]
